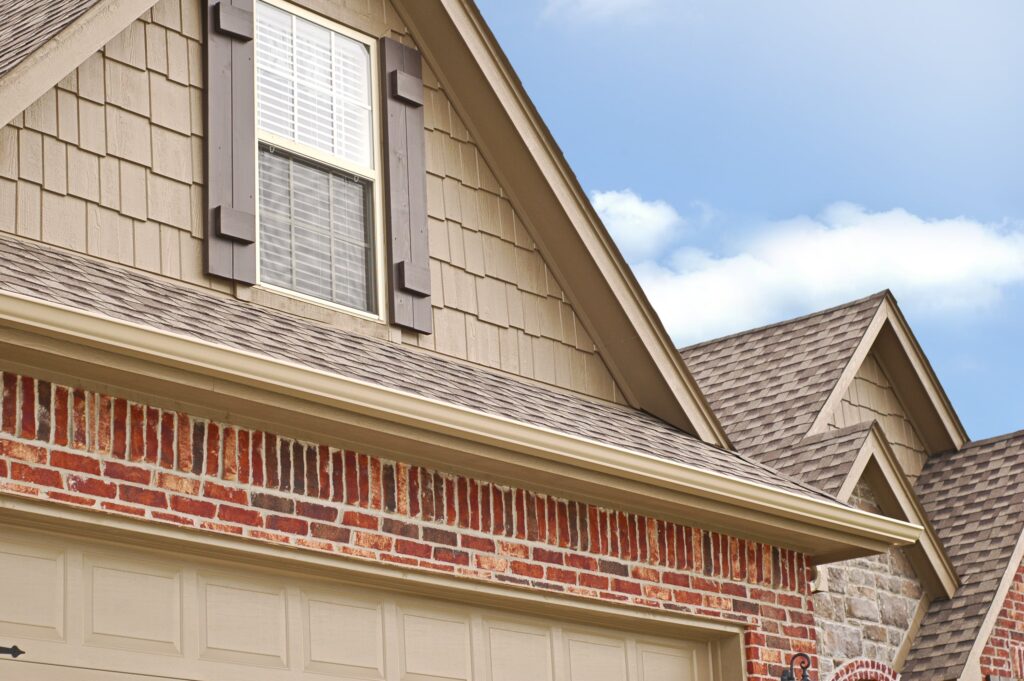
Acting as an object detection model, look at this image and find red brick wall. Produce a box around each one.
[982,561,1024,679]
[0,370,819,680]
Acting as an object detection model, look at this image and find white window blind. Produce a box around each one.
[254,1,378,313]
[256,2,373,168]
[258,147,374,311]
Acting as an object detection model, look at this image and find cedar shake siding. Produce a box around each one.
[0,0,625,404]
[0,1,964,678]
[827,352,929,481]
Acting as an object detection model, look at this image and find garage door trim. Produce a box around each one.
[0,493,747,646]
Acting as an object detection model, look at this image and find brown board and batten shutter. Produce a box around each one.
[204,0,257,284]
[381,37,432,334]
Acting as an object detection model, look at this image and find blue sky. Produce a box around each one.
[475,0,1024,440]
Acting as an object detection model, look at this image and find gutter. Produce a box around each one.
[0,289,922,560]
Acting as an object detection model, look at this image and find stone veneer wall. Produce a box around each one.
[813,481,926,678]
[0,370,818,680]
[981,561,1024,679]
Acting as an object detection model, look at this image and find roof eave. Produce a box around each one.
[0,288,920,560]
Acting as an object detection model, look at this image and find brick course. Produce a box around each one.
[830,659,900,680]
[0,370,820,679]
[981,561,1024,679]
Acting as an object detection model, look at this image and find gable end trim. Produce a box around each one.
[836,423,959,599]
[807,294,967,454]
[0,0,160,127]
[392,0,728,446]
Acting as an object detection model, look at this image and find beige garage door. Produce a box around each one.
[0,525,718,681]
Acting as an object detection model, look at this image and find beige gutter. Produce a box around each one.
[0,289,921,561]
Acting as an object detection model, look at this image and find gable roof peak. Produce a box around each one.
[397,0,729,446]
[680,291,886,454]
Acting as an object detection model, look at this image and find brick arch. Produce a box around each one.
[830,659,900,681]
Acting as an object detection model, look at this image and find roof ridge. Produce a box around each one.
[679,290,889,353]
[960,427,1024,451]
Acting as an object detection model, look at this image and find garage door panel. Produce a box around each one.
[0,527,727,681]
[399,606,472,681]
[302,590,385,679]
[198,574,288,668]
[83,554,182,656]
[482,619,554,681]
[637,642,703,681]
[0,540,65,642]
[564,632,629,681]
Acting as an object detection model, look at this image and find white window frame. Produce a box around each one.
[252,0,387,322]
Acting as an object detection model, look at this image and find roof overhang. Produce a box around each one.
[808,292,968,454]
[0,288,920,561]
[391,0,730,447]
[0,0,159,127]
[835,422,959,599]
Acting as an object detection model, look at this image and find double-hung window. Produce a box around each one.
[254,0,381,315]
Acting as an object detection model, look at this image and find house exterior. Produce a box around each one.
[0,1,1015,680]
[0,1,921,680]
[682,293,1024,680]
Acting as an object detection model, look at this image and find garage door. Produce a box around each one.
[0,525,717,681]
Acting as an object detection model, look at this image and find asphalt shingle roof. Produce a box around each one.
[766,423,874,498]
[900,431,1024,679]
[0,0,102,80]
[0,234,836,503]
[680,293,885,465]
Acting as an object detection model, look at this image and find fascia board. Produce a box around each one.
[0,289,921,560]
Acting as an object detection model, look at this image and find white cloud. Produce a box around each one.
[626,201,1024,345]
[592,189,685,261]
[544,0,656,21]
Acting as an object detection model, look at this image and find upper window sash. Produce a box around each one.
[254,0,376,180]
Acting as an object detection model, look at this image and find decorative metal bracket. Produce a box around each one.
[780,652,810,681]
[0,643,24,659]
[0,645,24,658]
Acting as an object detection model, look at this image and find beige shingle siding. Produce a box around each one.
[414,36,621,402]
[827,352,928,479]
[0,0,218,292]
[0,0,625,405]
